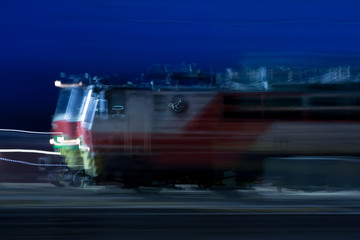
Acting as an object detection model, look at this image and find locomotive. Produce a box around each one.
[47,66,360,188]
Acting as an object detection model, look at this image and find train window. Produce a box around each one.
[308,110,360,121]
[224,111,262,119]
[55,88,85,120]
[54,88,71,115]
[223,96,262,120]
[264,97,302,108]
[264,110,303,120]
[65,88,85,120]
[309,97,350,107]
[224,96,262,107]
[223,95,304,120]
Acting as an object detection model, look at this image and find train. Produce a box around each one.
[45,66,360,188]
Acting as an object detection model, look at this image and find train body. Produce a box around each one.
[50,74,360,187]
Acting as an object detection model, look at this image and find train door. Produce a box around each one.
[105,89,128,153]
[127,92,151,156]
[106,89,150,154]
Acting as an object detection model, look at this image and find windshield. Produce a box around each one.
[54,88,71,116]
[54,88,85,121]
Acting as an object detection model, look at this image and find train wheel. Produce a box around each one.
[48,171,64,187]
[72,170,92,188]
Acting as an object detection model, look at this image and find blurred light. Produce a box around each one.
[55,80,83,88]
[0,157,82,167]
[79,145,90,151]
[0,149,61,155]
[0,129,62,135]
[49,137,81,146]
[80,89,93,122]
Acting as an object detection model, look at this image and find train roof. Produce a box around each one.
[100,82,360,94]
[57,69,360,93]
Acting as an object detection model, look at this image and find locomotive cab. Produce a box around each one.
[51,82,100,181]
[52,87,85,139]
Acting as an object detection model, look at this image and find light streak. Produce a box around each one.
[81,89,93,122]
[55,80,83,88]
[0,149,61,155]
[49,137,90,151]
[0,129,62,135]
[50,137,81,146]
[0,157,83,167]
[79,145,90,151]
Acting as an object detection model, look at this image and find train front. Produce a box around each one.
[50,75,100,186]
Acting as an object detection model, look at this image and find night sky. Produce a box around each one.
[1,0,360,131]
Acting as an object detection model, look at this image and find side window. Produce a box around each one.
[263,97,303,120]
[309,97,349,107]
[223,96,262,120]
[264,97,302,108]
[307,95,360,121]
[223,95,304,120]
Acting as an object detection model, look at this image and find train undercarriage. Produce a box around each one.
[39,155,263,189]
[40,153,360,191]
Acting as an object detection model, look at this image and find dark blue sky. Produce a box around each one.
[1,0,360,130]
